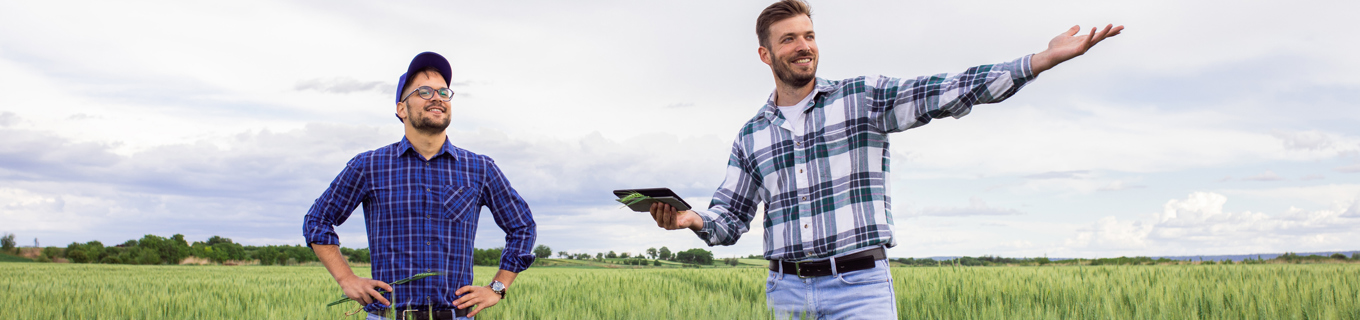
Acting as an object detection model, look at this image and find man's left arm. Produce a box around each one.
[454,157,536,317]
[871,24,1122,133]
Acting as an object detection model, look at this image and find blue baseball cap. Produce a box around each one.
[395,51,452,104]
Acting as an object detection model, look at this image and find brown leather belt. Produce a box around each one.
[375,307,468,320]
[769,247,886,278]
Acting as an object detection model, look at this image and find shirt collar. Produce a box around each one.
[395,136,459,161]
[759,77,837,122]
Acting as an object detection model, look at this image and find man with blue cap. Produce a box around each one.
[304,51,537,319]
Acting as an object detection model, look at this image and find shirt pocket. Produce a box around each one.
[439,184,479,221]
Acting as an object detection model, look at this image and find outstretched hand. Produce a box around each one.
[1031,24,1124,74]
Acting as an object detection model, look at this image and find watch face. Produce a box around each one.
[490,281,505,292]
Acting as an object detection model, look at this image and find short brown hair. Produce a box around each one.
[756,0,813,48]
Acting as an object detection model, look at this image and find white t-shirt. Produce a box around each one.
[776,91,816,137]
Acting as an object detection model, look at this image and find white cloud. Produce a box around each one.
[1063,192,1360,256]
[913,198,1024,217]
[2,0,1359,258]
[1243,171,1285,182]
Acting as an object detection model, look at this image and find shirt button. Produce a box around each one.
[798,169,803,173]
[801,196,807,201]
[426,187,432,192]
[425,241,430,245]
[804,224,809,229]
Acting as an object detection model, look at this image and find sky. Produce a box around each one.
[1,0,1358,260]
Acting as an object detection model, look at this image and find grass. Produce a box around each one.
[0,253,31,263]
[2,262,1357,319]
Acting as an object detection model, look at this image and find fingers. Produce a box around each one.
[650,203,680,229]
[469,304,489,317]
[454,286,496,311]
[1087,24,1123,49]
[367,286,391,306]
[373,280,394,294]
[350,289,371,305]
[1064,25,1080,37]
[650,203,665,228]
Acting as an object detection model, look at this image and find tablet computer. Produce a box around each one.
[612,187,692,212]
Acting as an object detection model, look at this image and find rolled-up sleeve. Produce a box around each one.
[303,155,368,247]
[480,157,537,272]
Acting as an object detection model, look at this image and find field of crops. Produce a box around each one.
[1,262,1357,319]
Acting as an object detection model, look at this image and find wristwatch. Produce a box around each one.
[488,280,506,299]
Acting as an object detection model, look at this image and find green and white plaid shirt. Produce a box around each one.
[694,55,1036,261]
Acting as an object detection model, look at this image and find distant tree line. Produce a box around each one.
[893,252,1360,267]
[549,246,719,266]
[7,234,366,266]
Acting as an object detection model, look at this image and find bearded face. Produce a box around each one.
[763,15,819,89]
[770,47,817,88]
[406,98,451,134]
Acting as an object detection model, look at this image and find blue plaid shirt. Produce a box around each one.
[695,55,1035,261]
[303,137,536,313]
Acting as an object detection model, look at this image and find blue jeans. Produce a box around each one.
[766,259,898,319]
[365,312,471,320]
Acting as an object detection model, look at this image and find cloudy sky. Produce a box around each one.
[2,0,1357,259]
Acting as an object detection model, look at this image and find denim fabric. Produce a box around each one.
[766,259,897,319]
[365,312,471,320]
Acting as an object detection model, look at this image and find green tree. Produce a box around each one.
[558,251,568,259]
[658,247,672,261]
[647,248,658,259]
[620,252,631,259]
[206,236,232,246]
[676,248,713,265]
[474,247,503,266]
[724,257,739,266]
[84,241,105,263]
[255,246,280,265]
[1,233,15,254]
[65,242,89,263]
[533,245,552,259]
[606,251,617,259]
[41,246,62,260]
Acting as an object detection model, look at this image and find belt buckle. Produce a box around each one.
[400,309,419,320]
[795,260,810,279]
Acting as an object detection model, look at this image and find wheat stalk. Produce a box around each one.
[616,192,652,208]
[325,272,440,307]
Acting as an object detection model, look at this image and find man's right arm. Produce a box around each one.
[302,155,389,305]
[313,244,392,306]
[650,139,763,246]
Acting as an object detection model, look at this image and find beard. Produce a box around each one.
[406,101,451,134]
[772,49,817,88]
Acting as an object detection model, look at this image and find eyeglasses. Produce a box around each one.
[401,86,454,102]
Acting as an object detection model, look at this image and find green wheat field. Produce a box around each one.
[1,262,1357,319]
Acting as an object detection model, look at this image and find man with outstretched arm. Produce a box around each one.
[304,52,537,319]
[648,0,1122,318]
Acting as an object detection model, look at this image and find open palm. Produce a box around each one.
[1050,24,1123,60]
[1031,24,1124,74]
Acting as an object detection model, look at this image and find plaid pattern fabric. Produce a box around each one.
[694,55,1034,261]
[303,137,536,313]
